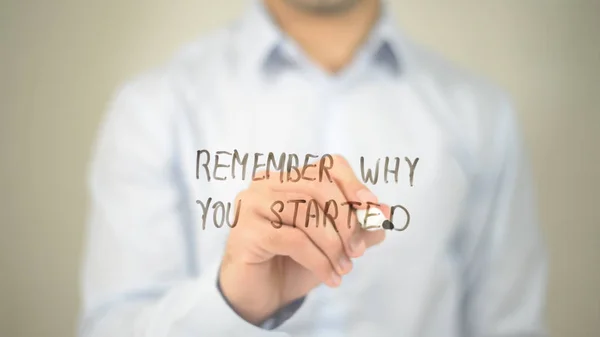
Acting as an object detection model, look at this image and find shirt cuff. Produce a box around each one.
[258,296,305,330]
[171,260,290,336]
[216,264,306,330]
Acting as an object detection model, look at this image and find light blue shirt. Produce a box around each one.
[79,1,548,336]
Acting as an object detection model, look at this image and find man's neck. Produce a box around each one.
[264,0,381,73]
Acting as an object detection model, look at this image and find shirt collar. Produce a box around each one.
[237,0,406,78]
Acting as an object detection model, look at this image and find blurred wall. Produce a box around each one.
[1,1,599,336]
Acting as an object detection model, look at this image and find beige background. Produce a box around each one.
[1,0,599,336]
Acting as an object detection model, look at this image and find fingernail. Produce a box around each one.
[338,255,353,274]
[350,235,366,257]
[330,272,342,287]
[356,189,378,205]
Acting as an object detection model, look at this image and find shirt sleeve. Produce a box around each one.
[459,98,549,336]
[215,274,306,330]
[78,75,296,337]
[259,298,306,330]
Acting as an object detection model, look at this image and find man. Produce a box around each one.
[79,0,548,336]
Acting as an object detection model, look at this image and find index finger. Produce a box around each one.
[322,155,385,257]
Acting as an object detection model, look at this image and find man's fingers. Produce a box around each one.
[234,188,343,287]
[250,156,382,259]
[322,155,383,257]
[234,187,387,289]
[363,228,386,247]
[254,170,364,258]
[297,206,353,276]
[244,188,353,276]
[259,226,341,288]
[248,154,385,260]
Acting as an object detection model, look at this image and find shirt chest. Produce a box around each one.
[177,79,470,308]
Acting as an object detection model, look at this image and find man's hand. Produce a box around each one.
[218,155,389,325]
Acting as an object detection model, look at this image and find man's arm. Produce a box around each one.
[460,98,549,336]
[78,75,291,337]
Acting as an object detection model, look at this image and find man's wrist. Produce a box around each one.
[216,266,305,330]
